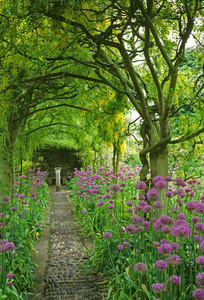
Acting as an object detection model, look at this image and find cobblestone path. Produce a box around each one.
[42,192,106,300]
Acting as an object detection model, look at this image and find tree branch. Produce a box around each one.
[25,123,84,135]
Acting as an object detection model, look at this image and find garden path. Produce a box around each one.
[30,189,106,300]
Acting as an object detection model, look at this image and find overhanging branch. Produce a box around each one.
[25,123,84,135]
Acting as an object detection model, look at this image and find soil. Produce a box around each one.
[28,188,107,300]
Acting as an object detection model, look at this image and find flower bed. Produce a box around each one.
[0,169,49,299]
[70,164,204,300]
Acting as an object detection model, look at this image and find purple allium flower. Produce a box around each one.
[147,189,160,201]
[108,204,114,210]
[201,241,204,252]
[103,232,112,239]
[134,262,146,273]
[138,193,146,200]
[155,260,168,271]
[131,215,142,224]
[196,203,204,214]
[160,215,172,225]
[155,180,167,190]
[165,190,174,198]
[7,282,13,287]
[143,221,150,228]
[191,217,202,225]
[153,176,165,184]
[0,214,4,218]
[134,205,143,213]
[122,241,129,247]
[6,273,14,279]
[109,199,114,203]
[10,206,17,212]
[170,242,180,251]
[127,208,133,213]
[195,223,204,234]
[135,181,146,190]
[158,244,172,255]
[0,223,3,229]
[162,226,172,234]
[152,283,166,293]
[13,193,19,197]
[35,223,40,227]
[110,184,120,192]
[126,200,133,207]
[173,224,190,239]
[2,196,10,202]
[153,241,160,248]
[117,244,123,250]
[177,214,186,220]
[96,202,104,207]
[165,176,173,182]
[153,220,163,232]
[81,208,86,214]
[138,200,147,206]
[185,201,197,212]
[125,224,136,234]
[195,235,204,244]
[192,288,204,300]
[18,213,24,219]
[144,205,152,213]
[18,194,25,199]
[196,273,204,289]
[169,275,181,286]
[0,242,15,252]
[173,178,186,187]
[167,254,182,266]
[197,257,204,267]
[153,201,164,210]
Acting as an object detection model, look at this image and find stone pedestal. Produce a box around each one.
[54,167,61,191]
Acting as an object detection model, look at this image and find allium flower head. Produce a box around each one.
[110,184,120,192]
[196,256,204,267]
[134,262,146,273]
[144,205,152,213]
[160,215,173,225]
[201,241,204,252]
[170,242,180,251]
[195,235,203,245]
[167,254,182,266]
[169,275,181,286]
[191,217,202,225]
[103,231,112,239]
[153,176,165,184]
[153,201,164,210]
[117,244,123,250]
[131,215,142,224]
[196,273,204,289]
[152,283,166,293]
[153,241,160,248]
[192,288,204,300]
[135,181,146,190]
[122,241,129,247]
[6,273,14,279]
[155,180,167,190]
[165,176,173,182]
[107,204,114,210]
[185,201,198,212]
[158,244,172,255]
[81,208,86,214]
[143,221,150,228]
[165,190,174,198]
[96,201,104,207]
[173,224,190,239]
[126,200,133,207]
[147,189,160,201]
[2,196,10,202]
[134,205,143,213]
[173,178,186,187]
[10,206,17,212]
[125,224,136,234]
[155,260,168,271]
